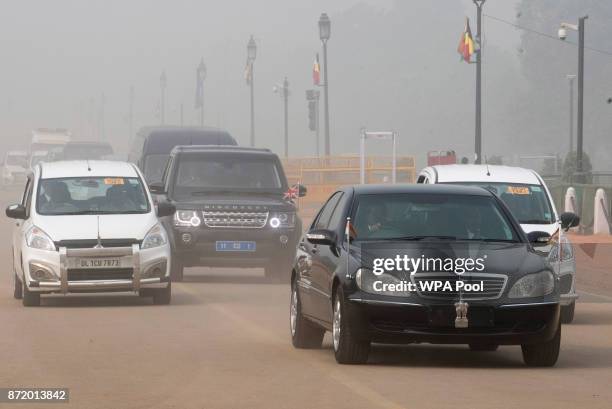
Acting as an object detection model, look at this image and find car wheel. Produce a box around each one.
[153,282,172,305]
[333,286,370,364]
[469,343,498,351]
[170,259,184,282]
[290,280,324,348]
[22,280,40,307]
[521,323,561,367]
[561,302,575,324]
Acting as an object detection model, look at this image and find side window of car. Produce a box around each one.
[22,178,33,218]
[314,192,343,230]
[327,193,347,232]
[417,174,430,184]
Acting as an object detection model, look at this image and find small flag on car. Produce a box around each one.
[284,185,299,201]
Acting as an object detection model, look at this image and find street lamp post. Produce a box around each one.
[274,78,290,157]
[247,36,257,147]
[567,74,576,154]
[559,16,588,179]
[473,0,485,164]
[160,71,167,125]
[319,13,331,156]
[196,60,207,126]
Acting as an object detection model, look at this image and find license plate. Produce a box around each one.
[77,258,122,269]
[215,241,256,252]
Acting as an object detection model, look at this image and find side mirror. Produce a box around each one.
[527,231,551,247]
[156,201,176,218]
[149,182,165,195]
[6,203,26,219]
[306,229,336,246]
[296,184,307,198]
[560,212,580,231]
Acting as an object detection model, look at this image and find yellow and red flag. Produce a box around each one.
[313,54,321,85]
[457,17,475,63]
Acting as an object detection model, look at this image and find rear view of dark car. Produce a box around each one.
[129,126,237,183]
[153,146,305,282]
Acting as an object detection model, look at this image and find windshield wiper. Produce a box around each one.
[389,235,458,241]
[49,210,145,215]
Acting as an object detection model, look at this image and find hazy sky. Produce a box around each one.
[0,0,524,159]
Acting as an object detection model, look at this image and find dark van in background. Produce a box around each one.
[129,126,237,183]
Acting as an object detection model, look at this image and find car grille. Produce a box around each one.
[55,239,140,249]
[202,210,269,228]
[559,274,573,294]
[411,273,507,301]
[67,268,133,281]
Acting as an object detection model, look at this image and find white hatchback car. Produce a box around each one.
[417,164,580,323]
[6,160,175,306]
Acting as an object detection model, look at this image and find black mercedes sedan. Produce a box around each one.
[290,184,565,366]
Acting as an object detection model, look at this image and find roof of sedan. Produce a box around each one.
[350,183,492,196]
[40,160,139,179]
[429,164,541,185]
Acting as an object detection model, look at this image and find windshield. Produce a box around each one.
[445,182,554,225]
[352,193,518,242]
[6,154,27,167]
[143,154,169,183]
[171,153,284,199]
[36,177,150,215]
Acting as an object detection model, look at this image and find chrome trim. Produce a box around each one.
[348,298,422,307]
[296,279,330,298]
[202,210,269,229]
[410,272,508,301]
[36,277,163,291]
[561,293,579,300]
[498,301,559,308]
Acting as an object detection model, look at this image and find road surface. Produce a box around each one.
[0,189,611,409]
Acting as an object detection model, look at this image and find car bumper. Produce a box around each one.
[23,244,171,294]
[171,226,300,268]
[345,297,560,345]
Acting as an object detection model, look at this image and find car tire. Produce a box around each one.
[469,343,498,351]
[561,302,575,324]
[153,282,172,305]
[333,286,370,364]
[170,259,184,282]
[14,273,23,300]
[22,281,40,307]
[290,279,324,348]
[521,323,561,367]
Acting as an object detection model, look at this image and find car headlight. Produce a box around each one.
[269,212,295,228]
[508,271,555,299]
[141,224,168,249]
[174,210,201,227]
[26,226,55,251]
[355,267,411,297]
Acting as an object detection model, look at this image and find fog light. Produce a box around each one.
[182,233,192,243]
[280,235,289,244]
[143,260,168,278]
[28,262,55,281]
